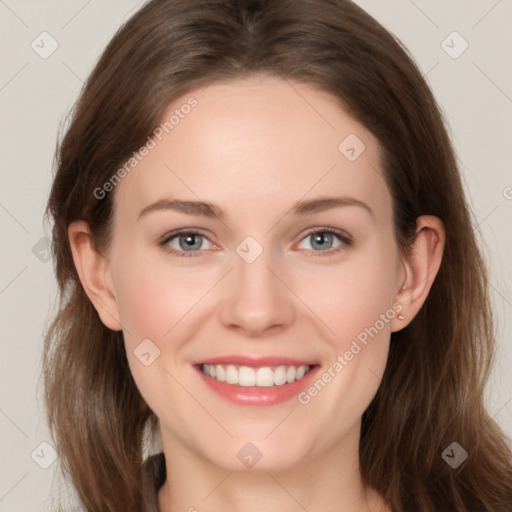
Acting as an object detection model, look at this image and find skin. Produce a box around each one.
[69,74,445,512]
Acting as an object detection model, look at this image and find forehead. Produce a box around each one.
[113,75,391,224]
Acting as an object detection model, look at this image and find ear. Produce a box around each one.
[68,220,122,331]
[391,215,445,332]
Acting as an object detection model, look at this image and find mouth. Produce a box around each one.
[193,356,319,406]
[199,363,313,387]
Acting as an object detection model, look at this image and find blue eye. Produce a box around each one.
[297,229,352,255]
[159,228,351,258]
[160,231,214,256]
[301,231,339,251]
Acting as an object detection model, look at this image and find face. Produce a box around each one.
[106,74,405,472]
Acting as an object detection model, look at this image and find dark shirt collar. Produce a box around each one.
[141,452,166,512]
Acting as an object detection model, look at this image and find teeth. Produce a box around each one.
[215,365,225,382]
[225,364,238,384]
[273,365,287,385]
[239,366,256,386]
[256,367,274,387]
[201,363,311,387]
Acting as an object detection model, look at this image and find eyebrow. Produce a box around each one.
[137,196,374,221]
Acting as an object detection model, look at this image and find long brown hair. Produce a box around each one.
[44,0,512,510]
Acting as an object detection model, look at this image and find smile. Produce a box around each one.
[194,356,320,406]
[201,363,312,387]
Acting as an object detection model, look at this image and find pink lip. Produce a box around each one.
[193,358,320,406]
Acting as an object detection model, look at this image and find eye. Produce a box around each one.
[158,227,352,258]
[296,228,352,255]
[159,230,215,257]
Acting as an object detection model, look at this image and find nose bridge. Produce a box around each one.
[219,238,295,335]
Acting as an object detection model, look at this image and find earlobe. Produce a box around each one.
[391,215,445,332]
[68,221,122,331]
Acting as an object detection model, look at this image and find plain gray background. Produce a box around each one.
[0,1,511,510]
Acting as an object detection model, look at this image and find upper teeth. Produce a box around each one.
[201,364,311,387]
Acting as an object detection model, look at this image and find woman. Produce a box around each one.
[43,0,512,510]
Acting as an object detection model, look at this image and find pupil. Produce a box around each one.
[312,233,332,250]
[181,234,201,250]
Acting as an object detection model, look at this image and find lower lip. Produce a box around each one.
[195,365,320,406]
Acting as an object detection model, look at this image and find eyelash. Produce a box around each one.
[158,227,352,258]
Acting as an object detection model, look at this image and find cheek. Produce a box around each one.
[298,245,398,346]
[112,251,209,346]
[110,252,202,419]
[307,245,398,405]
[110,250,223,406]
[295,241,398,408]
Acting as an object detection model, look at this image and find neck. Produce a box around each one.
[157,424,388,512]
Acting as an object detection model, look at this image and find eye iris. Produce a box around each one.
[311,232,333,250]
[172,232,338,252]
[179,234,202,251]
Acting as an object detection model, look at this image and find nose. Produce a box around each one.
[218,249,296,338]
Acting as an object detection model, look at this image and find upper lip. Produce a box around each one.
[194,355,317,368]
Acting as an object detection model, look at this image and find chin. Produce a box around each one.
[195,433,315,474]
